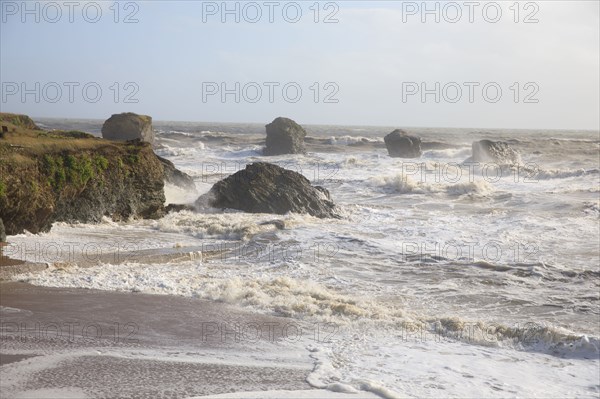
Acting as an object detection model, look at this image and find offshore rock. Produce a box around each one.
[264,117,307,155]
[101,112,155,144]
[199,162,338,218]
[384,129,422,158]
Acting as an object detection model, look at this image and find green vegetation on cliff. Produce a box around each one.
[0,114,166,235]
[0,113,40,130]
[41,153,108,189]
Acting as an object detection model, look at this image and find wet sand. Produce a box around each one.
[0,282,319,399]
[0,257,25,267]
[0,353,37,367]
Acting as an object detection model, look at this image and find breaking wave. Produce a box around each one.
[12,261,598,358]
[367,174,493,196]
[329,136,383,146]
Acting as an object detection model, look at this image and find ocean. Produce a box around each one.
[4,118,600,398]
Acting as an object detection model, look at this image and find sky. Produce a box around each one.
[1,0,599,129]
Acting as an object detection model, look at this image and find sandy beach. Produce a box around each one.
[1,282,366,399]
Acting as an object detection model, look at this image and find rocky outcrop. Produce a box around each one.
[384,129,422,158]
[101,112,154,144]
[198,162,338,218]
[48,141,165,230]
[0,121,165,235]
[264,117,307,155]
[0,113,40,130]
[471,139,520,164]
[156,155,195,189]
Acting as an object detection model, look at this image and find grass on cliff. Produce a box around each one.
[0,135,114,202]
[1,127,105,160]
[0,121,145,177]
[0,113,40,130]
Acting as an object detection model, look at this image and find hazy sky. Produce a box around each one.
[1,1,599,129]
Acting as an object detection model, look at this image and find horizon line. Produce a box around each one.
[25,114,600,133]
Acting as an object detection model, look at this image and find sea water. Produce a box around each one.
[6,118,599,398]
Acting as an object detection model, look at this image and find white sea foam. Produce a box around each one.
[164,183,199,205]
[422,147,472,159]
[533,168,600,180]
[192,390,380,398]
[445,180,493,196]
[328,136,382,146]
[156,144,205,157]
[367,173,493,196]
[169,130,196,136]
[12,257,598,359]
[13,262,402,323]
[151,211,310,240]
[367,174,423,194]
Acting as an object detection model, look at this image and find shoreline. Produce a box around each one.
[1,282,372,398]
[0,245,211,281]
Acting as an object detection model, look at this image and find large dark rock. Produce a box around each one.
[264,117,306,155]
[102,112,154,144]
[384,129,422,158]
[471,139,520,164]
[199,162,338,218]
[156,155,195,189]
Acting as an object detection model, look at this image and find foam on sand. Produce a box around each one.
[191,389,381,398]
